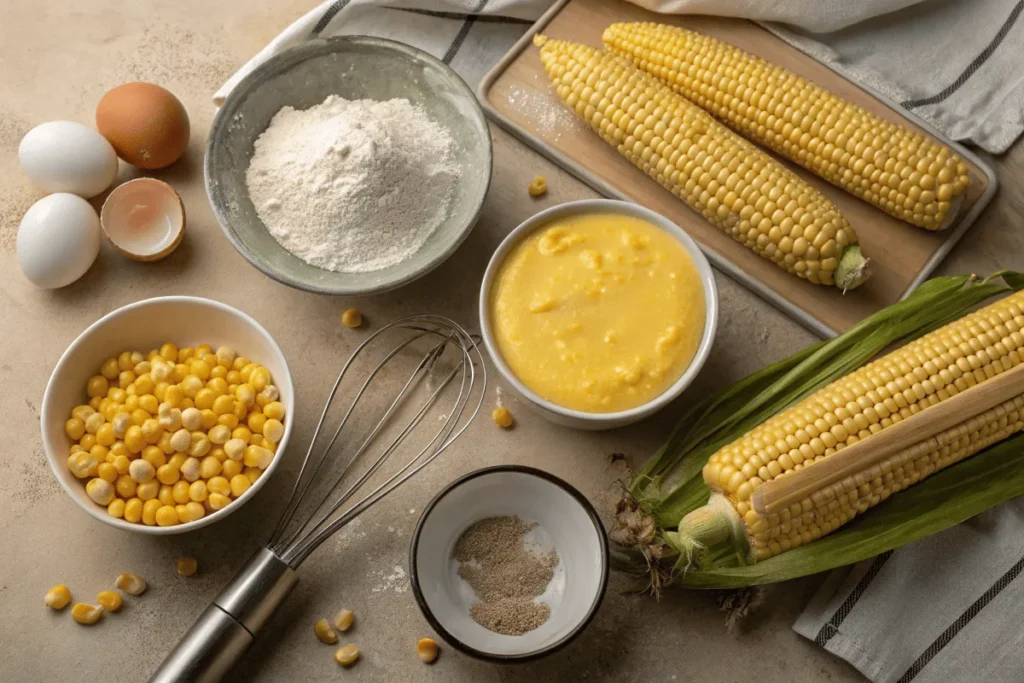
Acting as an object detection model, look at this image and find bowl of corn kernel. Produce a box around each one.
[41,296,294,534]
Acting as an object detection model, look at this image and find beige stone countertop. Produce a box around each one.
[2,2,1022,681]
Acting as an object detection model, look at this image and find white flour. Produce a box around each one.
[246,95,459,273]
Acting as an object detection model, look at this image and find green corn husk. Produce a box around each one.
[616,271,1024,591]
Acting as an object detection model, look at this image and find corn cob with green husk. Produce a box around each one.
[614,271,1024,590]
[534,35,870,290]
[603,22,971,230]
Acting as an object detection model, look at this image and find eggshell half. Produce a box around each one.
[100,178,185,261]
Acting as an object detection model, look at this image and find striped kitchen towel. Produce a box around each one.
[215,0,1024,153]
[793,499,1024,683]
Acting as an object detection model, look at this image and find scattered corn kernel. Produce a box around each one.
[71,603,104,625]
[115,573,147,595]
[176,557,198,577]
[97,590,122,612]
[333,609,354,633]
[417,637,440,663]
[334,644,360,667]
[341,308,363,328]
[492,406,514,428]
[315,618,339,644]
[528,175,547,197]
[44,585,72,610]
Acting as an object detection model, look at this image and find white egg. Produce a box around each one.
[17,193,101,289]
[19,121,119,198]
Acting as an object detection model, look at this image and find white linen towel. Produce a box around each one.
[215,0,1024,152]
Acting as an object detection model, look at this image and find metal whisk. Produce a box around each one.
[149,315,485,683]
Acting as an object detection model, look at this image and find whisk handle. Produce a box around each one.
[148,548,298,683]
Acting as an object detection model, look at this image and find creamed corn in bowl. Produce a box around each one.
[488,206,709,415]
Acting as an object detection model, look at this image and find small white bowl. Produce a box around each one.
[479,199,719,430]
[410,466,608,662]
[41,296,294,534]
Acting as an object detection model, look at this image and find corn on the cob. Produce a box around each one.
[677,290,1024,563]
[603,23,970,230]
[535,35,869,290]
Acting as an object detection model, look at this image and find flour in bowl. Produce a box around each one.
[245,95,460,273]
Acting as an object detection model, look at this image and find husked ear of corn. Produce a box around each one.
[675,290,1024,564]
[603,22,971,231]
[534,35,869,290]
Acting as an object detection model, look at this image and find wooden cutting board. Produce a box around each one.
[478,0,997,337]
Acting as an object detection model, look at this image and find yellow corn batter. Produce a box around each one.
[490,212,706,413]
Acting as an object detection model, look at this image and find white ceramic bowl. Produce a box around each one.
[410,466,608,662]
[41,296,294,534]
[479,199,719,430]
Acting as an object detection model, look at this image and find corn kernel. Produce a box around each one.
[156,463,180,486]
[222,459,243,479]
[257,385,280,407]
[250,367,270,391]
[172,480,191,504]
[97,590,122,612]
[179,407,201,431]
[71,603,104,625]
[123,498,143,523]
[156,505,179,526]
[96,422,116,447]
[181,457,201,482]
[199,456,222,479]
[115,474,137,498]
[115,572,147,595]
[492,406,514,428]
[194,388,215,410]
[181,375,203,399]
[208,492,230,510]
[223,438,246,461]
[248,412,267,435]
[141,498,161,525]
[333,609,354,632]
[231,426,253,442]
[334,644,360,667]
[86,478,115,506]
[107,498,126,518]
[184,501,205,522]
[142,445,167,469]
[209,447,227,462]
[101,358,120,379]
[189,480,208,503]
[65,418,86,440]
[528,175,547,197]
[206,377,228,396]
[230,474,251,498]
[244,446,274,469]
[244,466,262,484]
[158,484,175,506]
[315,618,338,644]
[44,584,72,610]
[135,376,155,396]
[177,557,198,577]
[125,425,145,453]
[129,459,156,483]
[112,454,131,475]
[79,433,97,451]
[187,432,211,458]
[97,462,118,483]
[87,375,109,398]
[417,637,440,663]
[118,370,136,390]
[137,479,159,501]
[84,411,104,435]
[262,419,284,444]
[88,396,102,410]
[341,308,362,329]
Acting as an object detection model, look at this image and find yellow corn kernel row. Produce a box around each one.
[65,343,286,526]
[698,289,1024,559]
[534,36,869,289]
[744,394,1024,559]
[603,22,970,230]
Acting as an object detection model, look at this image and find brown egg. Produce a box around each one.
[96,82,190,169]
